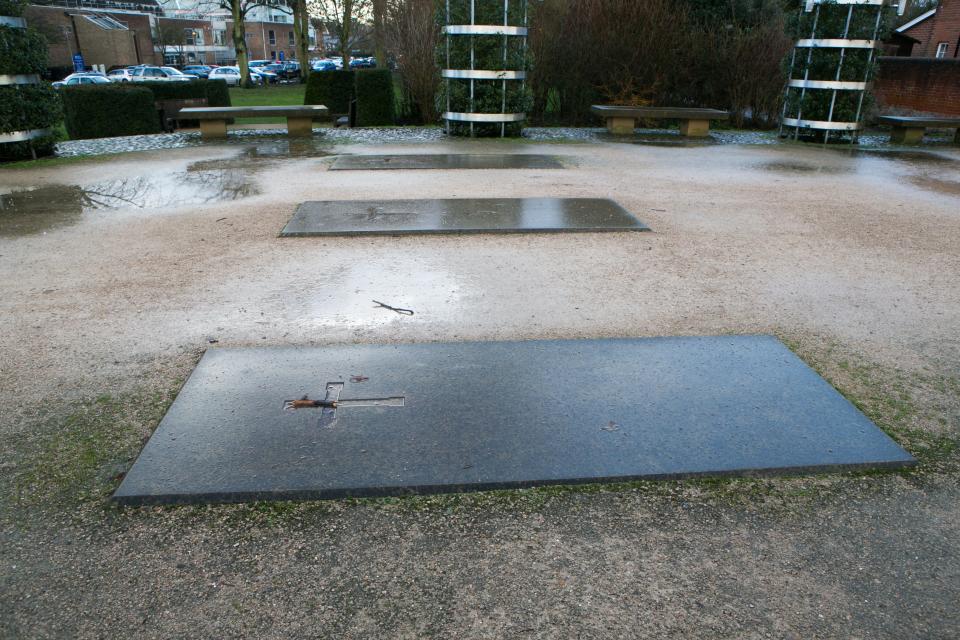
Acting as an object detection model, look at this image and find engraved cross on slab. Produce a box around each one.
[284,382,405,428]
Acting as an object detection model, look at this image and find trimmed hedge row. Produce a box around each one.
[305,69,395,125]
[354,70,395,126]
[0,25,47,75]
[62,84,160,140]
[1,0,60,160]
[304,69,355,114]
[138,79,231,107]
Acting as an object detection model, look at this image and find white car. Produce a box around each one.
[130,66,192,82]
[161,66,196,80]
[209,66,240,85]
[52,73,112,88]
[107,68,136,82]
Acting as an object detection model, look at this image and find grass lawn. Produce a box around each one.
[228,84,307,124]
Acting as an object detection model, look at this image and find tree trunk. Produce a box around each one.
[341,0,353,68]
[373,0,386,68]
[293,0,310,82]
[231,0,251,87]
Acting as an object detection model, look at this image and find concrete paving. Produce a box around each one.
[1,136,959,638]
[280,198,649,236]
[329,153,565,170]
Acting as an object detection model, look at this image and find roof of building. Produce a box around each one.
[896,8,937,33]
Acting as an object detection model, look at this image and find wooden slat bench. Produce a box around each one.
[878,115,960,145]
[591,105,730,137]
[179,105,330,139]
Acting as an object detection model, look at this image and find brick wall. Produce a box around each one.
[901,0,960,57]
[874,57,960,116]
[927,0,960,57]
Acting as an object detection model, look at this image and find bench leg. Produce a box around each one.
[606,117,635,135]
[679,119,710,137]
[287,116,315,137]
[890,126,925,145]
[199,119,227,139]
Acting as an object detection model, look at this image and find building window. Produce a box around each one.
[214,29,225,45]
[288,31,294,46]
[268,29,276,45]
[935,42,948,58]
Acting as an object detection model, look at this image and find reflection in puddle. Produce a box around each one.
[0,169,258,237]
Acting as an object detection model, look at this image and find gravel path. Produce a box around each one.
[1,137,959,638]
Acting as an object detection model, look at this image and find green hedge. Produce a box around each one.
[0,0,25,16]
[62,84,160,139]
[354,70,395,126]
[0,83,59,132]
[138,79,231,106]
[0,25,48,75]
[304,69,354,113]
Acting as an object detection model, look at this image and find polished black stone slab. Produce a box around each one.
[280,198,649,236]
[113,336,915,505]
[329,154,564,170]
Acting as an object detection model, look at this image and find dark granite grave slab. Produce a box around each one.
[280,198,649,236]
[329,154,564,170]
[113,336,915,505]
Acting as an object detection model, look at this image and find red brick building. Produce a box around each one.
[894,0,960,58]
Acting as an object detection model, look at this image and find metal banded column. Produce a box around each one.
[0,11,53,158]
[443,0,528,137]
[781,0,905,144]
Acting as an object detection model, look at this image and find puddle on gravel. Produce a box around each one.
[910,176,960,197]
[756,160,848,174]
[0,168,258,237]
[835,149,958,165]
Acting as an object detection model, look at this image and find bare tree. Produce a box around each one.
[384,0,439,122]
[290,0,312,81]
[309,0,371,67]
[372,0,386,68]
[156,22,188,65]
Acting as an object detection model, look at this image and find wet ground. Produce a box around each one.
[1,135,960,638]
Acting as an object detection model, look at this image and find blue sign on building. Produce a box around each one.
[72,53,84,72]
[278,51,284,61]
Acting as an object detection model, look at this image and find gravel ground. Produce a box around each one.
[1,136,959,638]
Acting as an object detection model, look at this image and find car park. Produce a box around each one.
[52,73,112,88]
[131,66,193,82]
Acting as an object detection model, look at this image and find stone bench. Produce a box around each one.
[878,115,960,145]
[591,105,730,137]
[179,105,330,139]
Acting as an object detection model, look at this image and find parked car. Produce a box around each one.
[107,67,135,82]
[161,66,196,80]
[208,66,265,86]
[249,67,277,84]
[263,62,300,80]
[312,60,337,72]
[208,66,243,86]
[248,59,272,69]
[130,66,192,82]
[52,73,112,88]
[349,57,376,69]
[182,65,212,79]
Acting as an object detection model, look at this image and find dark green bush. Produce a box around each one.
[354,70,395,126]
[0,0,25,16]
[62,84,160,139]
[0,25,48,75]
[304,69,355,113]
[138,79,231,106]
[0,83,60,132]
[441,0,528,136]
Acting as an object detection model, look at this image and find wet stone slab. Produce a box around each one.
[329,154,564,170]
[280,198,650,236]
[113,336,915,505]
